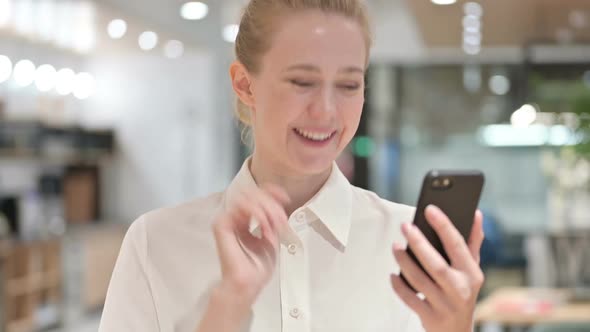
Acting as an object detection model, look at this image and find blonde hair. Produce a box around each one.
[233,0,373,134]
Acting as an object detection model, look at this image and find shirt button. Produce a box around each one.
[287,244,297,255]
[290,307,300,318]
[296,211,306,223]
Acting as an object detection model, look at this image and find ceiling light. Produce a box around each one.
[181,2,208,20]
[13,0,34,36]
[73,72,95,99]
[463,31,481,45]
[108,19,127,39]
[54,1,74,48]
[511,104,537,128]
[489,74,510,95]
[35,64,57,92]
[56,68,75,95]
[164,40,184,59]
[569,10,587,29]
[223,24,239,43]
[431,0,456,5]
[73,28,95,53]
[463,43,481,55]
[462,15,481,31]
[478,124,547,147]
[0,55,12,83]
[36,0,55,41]
[463,30,482,40]
[14,59,36,87]
[72,1,96,53]
[138,31,158,51]
[0,0,12,27]
[464,25,481,34]
[463,2,483,17]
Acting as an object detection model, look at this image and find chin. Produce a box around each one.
[289,152,338,175]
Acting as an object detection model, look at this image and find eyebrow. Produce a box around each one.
[284,64,365,74]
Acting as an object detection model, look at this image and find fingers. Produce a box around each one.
[233,191,273,239]
[240,228,277,269]
[424,205,478,272]
[392,243,450,312]
[467,210,484,264]
[403,207,485,307]
[252,187,289,243]
[214,184,290,258]
[213,210,251,275]
[231,188,284,272]
[390,273,433,319]
[401,222,456,293]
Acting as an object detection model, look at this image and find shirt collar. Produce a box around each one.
[224,157,258,210]
[224,156,353,248]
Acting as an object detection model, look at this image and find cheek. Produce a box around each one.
[265,87,306,123]
[341,97,364,130]
[255,88,302,137]
[336,97,364,148]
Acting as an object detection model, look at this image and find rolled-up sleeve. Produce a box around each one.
[99,217,160,331]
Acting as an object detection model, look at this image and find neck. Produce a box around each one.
[249,152,332,216]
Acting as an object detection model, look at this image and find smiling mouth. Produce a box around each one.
[293,128,337,142]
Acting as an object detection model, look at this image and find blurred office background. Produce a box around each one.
[0,0,589,331]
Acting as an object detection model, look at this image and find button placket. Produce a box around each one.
[289,307,301,319]
[296,211,306,223]
[287,243,297,255]
[279,230,308,331]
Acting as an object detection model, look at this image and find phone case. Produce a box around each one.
[401,170,484,291]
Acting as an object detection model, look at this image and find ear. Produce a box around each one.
[229,61,256,108]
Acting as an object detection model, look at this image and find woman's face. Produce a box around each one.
[249,10,367,175]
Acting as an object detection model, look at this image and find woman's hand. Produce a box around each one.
[212,184,290,307]
[391,205,485,332]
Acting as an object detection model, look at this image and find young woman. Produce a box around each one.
[99,1,485,331]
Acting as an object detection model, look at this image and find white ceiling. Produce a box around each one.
[96,0,249,48]
[5,0,584,61]
[96,0,415,49]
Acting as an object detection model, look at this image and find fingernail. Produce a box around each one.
[393,242,404,251]
[425,204,437,214]
[401,223,409,235]
[425,205,441,225]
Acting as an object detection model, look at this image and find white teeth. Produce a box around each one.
[295,128,333,141]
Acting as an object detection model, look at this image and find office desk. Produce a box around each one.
[475,287,590,332]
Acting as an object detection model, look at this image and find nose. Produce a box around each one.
[309,86,336,118]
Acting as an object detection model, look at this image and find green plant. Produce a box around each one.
[572,94,590,158]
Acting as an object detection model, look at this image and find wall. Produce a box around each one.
[85,51,236,222]
[0,38,86,196]
[397,141,549,233]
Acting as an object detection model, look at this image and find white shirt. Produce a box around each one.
[99,158,425,332]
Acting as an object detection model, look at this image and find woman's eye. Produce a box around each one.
[290,80,315,88]
[338,84,360,91]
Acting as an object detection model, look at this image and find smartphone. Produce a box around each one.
[400,170,484,292]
